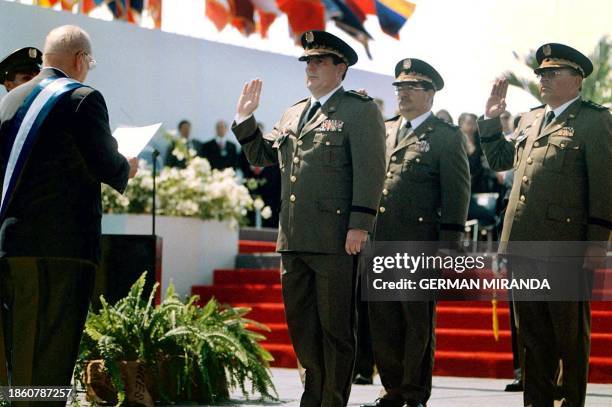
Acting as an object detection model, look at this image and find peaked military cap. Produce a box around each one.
[298,30,358,66]
[534,43,593,78]
[0,47,42,83]
[393,58,444,91]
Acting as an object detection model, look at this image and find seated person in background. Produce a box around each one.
[164,119,203,168]
[200,120,239,170]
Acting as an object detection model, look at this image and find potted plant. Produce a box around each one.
[75,273,277,406]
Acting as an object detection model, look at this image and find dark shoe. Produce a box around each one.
[360,399,403,407]
[504,378,523,392]
[353,373,374,385]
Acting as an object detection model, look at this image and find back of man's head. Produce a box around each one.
[43,25,92,82]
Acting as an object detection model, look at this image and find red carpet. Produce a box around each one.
[193,261,612,383]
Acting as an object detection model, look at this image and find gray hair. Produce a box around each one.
[43,25,92,56]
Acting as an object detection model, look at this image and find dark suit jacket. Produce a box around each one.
[0,68,129,264]
[199,138,239,170]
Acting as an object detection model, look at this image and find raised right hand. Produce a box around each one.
[236,79,262,119]
[485,77,508,119]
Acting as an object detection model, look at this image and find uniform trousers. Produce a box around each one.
[510,257,591,407]
[368,300,436,406]
[281,253,357,407]
[0,257,95,407]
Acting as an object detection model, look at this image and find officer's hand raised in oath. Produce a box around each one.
[485,77,508,119]
[236,79,262,121]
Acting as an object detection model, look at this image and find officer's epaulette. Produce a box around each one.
[345,90,373,101]
[582,100,608,111]
[434,116,459,130]
[385,114,400,122]
[529,104,545,111]
[291,97,309,106]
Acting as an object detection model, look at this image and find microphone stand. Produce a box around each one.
[152,149,159,236]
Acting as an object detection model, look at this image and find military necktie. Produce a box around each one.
[306,101,321,122]
[397,121,412,145]
[543,111,555,128]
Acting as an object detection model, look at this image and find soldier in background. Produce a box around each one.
[232,31,386,406]
[0,47,42,93]
[479,43,611,407]
[362,58,470,407]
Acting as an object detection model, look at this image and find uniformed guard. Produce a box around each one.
[232,31,386,407]
[0,47,42,92]
[478,43,612,407]
[361,59,470,407]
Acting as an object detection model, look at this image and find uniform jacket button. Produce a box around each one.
[379,207,386,213]
[290,194,296,202]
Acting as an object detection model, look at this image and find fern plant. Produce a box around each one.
[75,273,277,405]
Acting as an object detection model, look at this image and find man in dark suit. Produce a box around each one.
[233,31,386,407]
[164,119,204,168]
[479,43,611,407]
[0,25,137,396]
[200,120,240,170]
[0,47,42,93]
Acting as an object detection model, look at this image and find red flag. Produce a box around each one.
[350,0,375,14]
[251,0,279,38]
[81,0,98,13]
[277,0,325,38]
[205,0,231,31]
[229,0,255,36]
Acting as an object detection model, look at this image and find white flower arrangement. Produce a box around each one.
[102,138,260,227]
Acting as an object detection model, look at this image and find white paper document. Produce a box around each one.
[112,122,162,157]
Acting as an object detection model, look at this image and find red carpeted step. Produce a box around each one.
[588,357,612,383]
[239,240,277,254]
[214,268,281,285]
[436,328,511,353]
[436,305,510,330]
[192,284,283,303]
[251,322,291,344]
[263,343,298,368]
[233,302,287,324]
[433,350,514,379]
[592,310,612,333]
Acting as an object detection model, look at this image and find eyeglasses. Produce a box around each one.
[78,51,96,71]
[536,69,571,80]
[394,83,428,94]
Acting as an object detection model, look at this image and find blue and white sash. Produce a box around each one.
[0,76,86,219]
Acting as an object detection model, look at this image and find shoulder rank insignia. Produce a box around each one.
[345,90,373,101]
[530,104,546,111]
[582,100,608,111]
[320,119,344,132]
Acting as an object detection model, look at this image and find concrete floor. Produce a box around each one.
[220,368,612,407]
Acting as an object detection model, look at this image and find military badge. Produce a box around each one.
[320,119,344,132]
[28,48,37,59]
[305,31,315,43]
[403,59,412,70]
[543,44,552,56]
[415,140,430,153]
[555,127,575,137]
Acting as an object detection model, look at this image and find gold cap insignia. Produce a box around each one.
[543,44,552,56]
[28,48,37,59]
[305,31,314,44]
[403,59,412,70]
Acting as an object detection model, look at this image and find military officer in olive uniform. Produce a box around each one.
[0,47,42,93]
[478,43,611,407]
[232,31,386,407]
[362,59,470,407]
